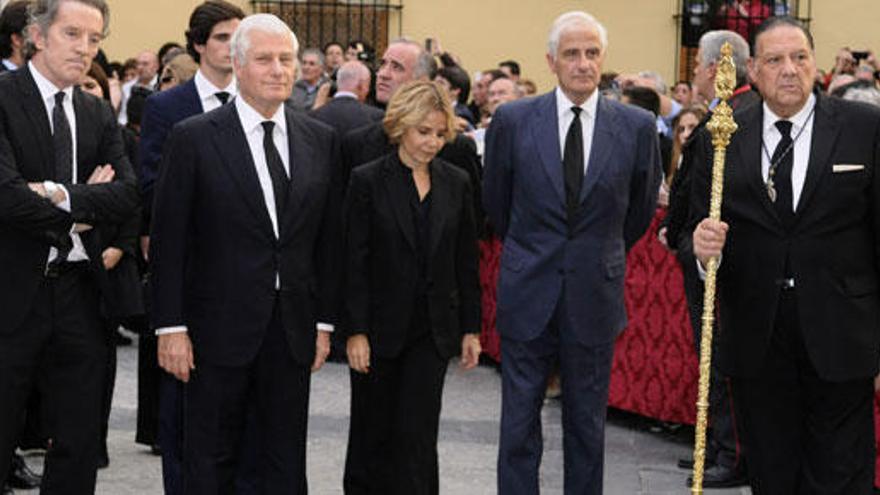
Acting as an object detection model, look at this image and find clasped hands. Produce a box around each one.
[28,164,115,233]
[346,332,482,374]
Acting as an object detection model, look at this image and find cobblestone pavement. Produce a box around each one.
[15,335,750,494]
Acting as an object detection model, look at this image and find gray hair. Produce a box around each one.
[335,60,369,91]
[698,30,750,86]
[300,47,323,65]
[24,0,110,59]
[547,11,608,59]
[842,86,880,108]
[230,13,298,67]
[388,37,436,79]
[638,70,667,95]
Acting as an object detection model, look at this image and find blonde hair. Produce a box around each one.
[383,80,456,144]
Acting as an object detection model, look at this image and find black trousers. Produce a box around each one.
[182,302,311,495]
[135,327,160,447]
[731,290,874,494]
[344,334,449,495]
[677,242,743,470]
[0,265,107,494]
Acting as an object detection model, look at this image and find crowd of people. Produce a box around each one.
[2,0,880,494]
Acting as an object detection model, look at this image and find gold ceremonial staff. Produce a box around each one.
[691,42,738,495]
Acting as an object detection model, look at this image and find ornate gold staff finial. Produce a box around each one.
[691,41,738,495]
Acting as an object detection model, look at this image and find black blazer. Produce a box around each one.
[309,95,383,139]
[689,93,880,381]
[343,153,480,359]
[0,68,139,332]
[150,103,341,367]
[341,121,485,237]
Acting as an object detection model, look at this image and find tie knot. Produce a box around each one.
[54,91,66,105]
[571,106,582,117]
[261,121,275,135]
[215,91,230,105]
[775,120,793,138]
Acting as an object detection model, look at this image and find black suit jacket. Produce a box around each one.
[341,122,485,237]
[150,103,341,367]
[343,153,480,359]
[690,94,880,381]
[309,95,383,139]
[0,68,139,332]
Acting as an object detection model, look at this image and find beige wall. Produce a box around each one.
[99,0,878,93]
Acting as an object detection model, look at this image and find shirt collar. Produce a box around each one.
[334,91,357,100]
[555,86,599,120]
[235,95,286,137]
[762,92,816,136]
[194,69,236,101]
[28,61,73,103]
[1,59,17,71]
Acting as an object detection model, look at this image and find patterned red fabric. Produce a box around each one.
[609,208,700,424]
[478,236,503,363]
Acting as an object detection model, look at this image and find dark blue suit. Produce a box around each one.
[483,90,660,494]
[138,79,202,495]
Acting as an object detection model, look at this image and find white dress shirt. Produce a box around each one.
[555,86,599,178]
[1,59,17,71]
[761,93,816,211]
[193,70,236,113]
[156,97,333,334]
[29,62,89,264]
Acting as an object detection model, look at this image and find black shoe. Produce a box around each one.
[3,482,14,495]
[150,444,162,456]
[7,453,42,489]
[687,464,748,489]
[97,449,109,469]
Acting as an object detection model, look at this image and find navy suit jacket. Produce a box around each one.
[150,103,341,367]
[483,90,661,346]
[139,79,202,228]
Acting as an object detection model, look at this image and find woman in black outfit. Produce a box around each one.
[342,81,482,494]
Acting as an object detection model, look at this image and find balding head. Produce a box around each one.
[336,60,371,101]
[136,50,159,85]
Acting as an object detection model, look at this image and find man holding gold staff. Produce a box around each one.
[691,16,880,494]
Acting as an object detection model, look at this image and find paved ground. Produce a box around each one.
[15,334,751,494]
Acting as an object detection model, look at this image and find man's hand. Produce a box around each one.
[874,373,880,392]
[87,164,115,184]
[346,334,370,374]
[102,247,123,270]
[692,218,729,267]
[460,334,481,370]
[28,182,47,197]
[158,332,195,382]
[312,82,331,110]
[658,226,670,250]
[73,223,93,233]
[312,330,331,372]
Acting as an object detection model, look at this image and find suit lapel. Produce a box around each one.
[16,69,54,179]
[184,80,204,114]
[73,89,94,184]
[281,109,312,239]
[529,92,565,205]
[211,104,275,239]
[734,103,778,221]
[579,96,614,204]
[795,95,837,217]
[382,155,417,252]
[428,160,449,260]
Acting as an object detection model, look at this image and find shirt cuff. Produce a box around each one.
[155,326,188,335]
[45,181,71,212]
[696,254,721,280]
[316,322,334,333]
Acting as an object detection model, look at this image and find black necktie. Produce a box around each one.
[215,92,230,105]
[53,91,72,183]
[771,120,794,226]
[563,106,584,225]
[261,121,290,225]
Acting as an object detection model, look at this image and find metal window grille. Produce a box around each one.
[675,0,812,83]
[250,0,403,66]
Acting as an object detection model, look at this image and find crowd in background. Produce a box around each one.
[3,0,880,494]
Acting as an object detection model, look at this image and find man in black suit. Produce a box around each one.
[150,13,339,493]
[663,29,756,489]
[692,17,880,493]
[309,60,382,136]
[0,0,138,493]
[341,39,483,235]
[137,2,244,492]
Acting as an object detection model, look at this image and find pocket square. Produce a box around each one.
[833,164,865,173]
